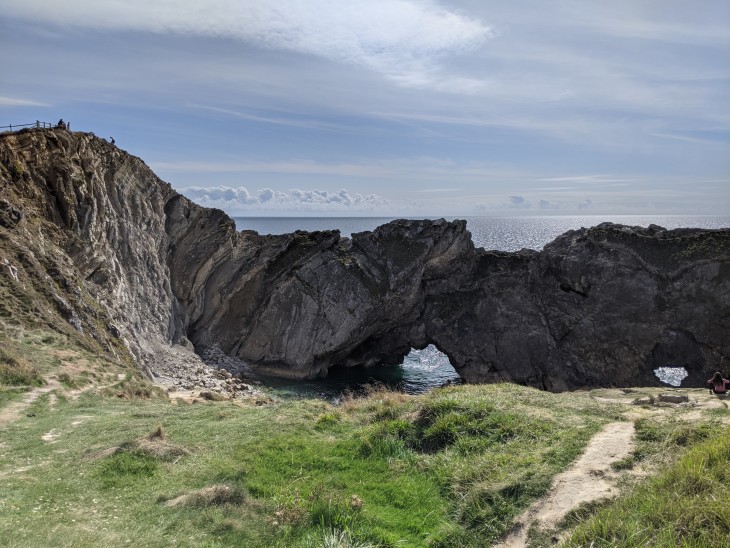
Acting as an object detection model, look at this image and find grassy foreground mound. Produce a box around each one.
[1,329,728,546]
[1,369,624,547]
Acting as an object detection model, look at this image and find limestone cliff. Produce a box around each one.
[1,128,728,389]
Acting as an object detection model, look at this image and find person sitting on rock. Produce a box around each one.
[57,118,66,129]
[707,371,730,395]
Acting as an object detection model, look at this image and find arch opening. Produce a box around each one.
[654,366,688,387]
[326,344,460,394]
[261,345,460,400]
[398,345,461,393]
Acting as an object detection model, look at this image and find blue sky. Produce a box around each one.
[1,0,729,216]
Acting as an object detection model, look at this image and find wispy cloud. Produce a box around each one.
[0,96,51,107]
[418,188,463,193]
[3,1,491,90]
[538,175,637,184]
[189,104,362,134]
[152,158,526,182]
[2,2,727,216]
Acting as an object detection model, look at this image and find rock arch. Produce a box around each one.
[3,131,726,391]
[170,218,728,391]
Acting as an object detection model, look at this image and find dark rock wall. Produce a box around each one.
[1,129,728,389]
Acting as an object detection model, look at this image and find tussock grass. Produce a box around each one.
[0,347,44,387]
[87,425,190,465]
[102,377,167,399]
[2,381,614,546]
[164,484,246,508]
[631,417,716,472]
[0,321,134,399]
[96,449,160,488]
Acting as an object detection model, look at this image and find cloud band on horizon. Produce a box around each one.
[181,185,388,212]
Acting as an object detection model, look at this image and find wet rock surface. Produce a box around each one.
[1,129,728,390]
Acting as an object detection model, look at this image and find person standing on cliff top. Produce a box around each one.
[707,371,729,394]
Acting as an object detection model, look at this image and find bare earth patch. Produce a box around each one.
[0,379,60,426]
[41,429,61,443]
[497,421,636,548]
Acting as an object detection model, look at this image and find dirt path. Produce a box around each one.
[0,373,126,428]
[496,421,636,548]
[0,379,61,426]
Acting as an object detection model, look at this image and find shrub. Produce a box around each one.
[10,161,24,180]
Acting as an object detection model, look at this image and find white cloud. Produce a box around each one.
[181,185,388,213]
[508,195,530,208]
[2,1,491,89]
[577,198,593,210]
[258,188,275,203]
[182,186,258,204]
[418,188,463,193]
[539,199,558,210]
[190,104,361,134]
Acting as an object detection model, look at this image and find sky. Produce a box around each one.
[1,0,729,217]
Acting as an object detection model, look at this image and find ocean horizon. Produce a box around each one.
[234,215,730,253]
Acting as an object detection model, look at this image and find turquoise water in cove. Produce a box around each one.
[234,216,729,396]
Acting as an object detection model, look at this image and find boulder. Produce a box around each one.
[657,393,690,404]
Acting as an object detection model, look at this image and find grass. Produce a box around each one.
[0,346,45,387]
[0,385,28,409]
[0,379,624,547]
[564,426,730,547]
[0,322,726,547]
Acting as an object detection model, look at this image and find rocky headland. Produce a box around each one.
[1,128,728,390]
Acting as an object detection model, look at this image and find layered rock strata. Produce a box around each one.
[1,128,728,390]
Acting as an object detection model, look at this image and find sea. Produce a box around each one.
[234,215,729,397]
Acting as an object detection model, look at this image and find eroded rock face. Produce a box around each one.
[1,129,728,389]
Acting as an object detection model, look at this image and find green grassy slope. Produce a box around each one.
[1,374,625,547]
[1,307,727,547]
